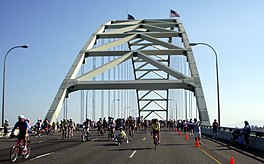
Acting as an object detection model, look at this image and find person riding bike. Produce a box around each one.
[151,118,160,144]
[108,117,115,139]
[83,119,90,131]
[34,119,42,135]
[61,118,68,137]
[42,119,50,135]
[10,115,30,153]
[68,118,74,137]
[127,116,135,139]
[3,119,9,137]
[116,126,127,143]
[97,118,104,136]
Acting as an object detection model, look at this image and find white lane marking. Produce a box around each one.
[129,150,137,158]
[142,137,146,141]
[37,141,43,143]
[57,138,61,139]
[30,152,54,161]
[91,138,98,141]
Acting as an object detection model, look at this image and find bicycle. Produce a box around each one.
[68,126,74,138]
[108,127,114,141]
[82,126,91,142]
[62,126,68,139]
[10,135,31,162]
[153,133,159,150]
[128,127,135,141]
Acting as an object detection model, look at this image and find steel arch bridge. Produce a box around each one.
[45,19,210,125]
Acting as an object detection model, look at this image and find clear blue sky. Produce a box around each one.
[1,0,264,127]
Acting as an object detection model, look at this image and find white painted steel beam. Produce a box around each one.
[45,19,210,125]
[137,52,187,79]
[67,80,195,92]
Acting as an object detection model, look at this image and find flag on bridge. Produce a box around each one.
[170,9,180,18]
[128,14,135,20]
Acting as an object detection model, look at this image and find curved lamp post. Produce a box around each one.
[2,45,29,126]
[111,99,119,117]
[189,42,220,126]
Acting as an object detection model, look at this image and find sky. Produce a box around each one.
[0,0,264,127]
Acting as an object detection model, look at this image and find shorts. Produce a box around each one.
[129,125,135,130]
[18,133,26,141]
[153,129,159,134]
[194,132,201,138]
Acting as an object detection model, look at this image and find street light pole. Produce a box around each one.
[123,107,130,118]
[111,99,119,118]
[189,42,221,126]
[1,45,29,126]
[168,99,177,121]
[85,90,89,120]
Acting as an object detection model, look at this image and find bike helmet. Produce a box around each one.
[5,119,8,122]
[18,115,25,120]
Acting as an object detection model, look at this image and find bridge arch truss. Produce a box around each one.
[45,19,210,125]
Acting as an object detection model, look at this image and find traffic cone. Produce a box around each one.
[185,133,189,140]
[195,138,200,147]
[230,157,235,164]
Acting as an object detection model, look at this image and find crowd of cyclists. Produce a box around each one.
[5,113,208,151]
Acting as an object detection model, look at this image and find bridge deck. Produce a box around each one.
[0,129,263,163]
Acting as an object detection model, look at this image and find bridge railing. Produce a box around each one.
[201,125,264,152]
[201,125,264,138]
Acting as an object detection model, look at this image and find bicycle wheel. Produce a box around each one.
[22,145,30,159]
[62,130,65,140]
[10,145,19,162]
[87,132,91,141]
[49,129,54,135]
[82,132,86,142]
[154,135,158,150]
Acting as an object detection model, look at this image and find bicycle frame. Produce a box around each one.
[153,133,158,150]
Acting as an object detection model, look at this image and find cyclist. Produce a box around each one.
[68,118,74,137]
[97,118,103,136]
[108,117,115,139]
[118,127,127,143]
[151,118,160,144]
[34,119,42,135]
[120,127,126,137]
[103,117,107,131]
[61,119,68,137]
[3,119,9,137]
[127,116,135,139]
[42,119,50,135]
[83,119,90,131]
[10,115,30,153]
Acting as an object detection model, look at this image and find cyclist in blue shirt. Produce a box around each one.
[11,115,30,152]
